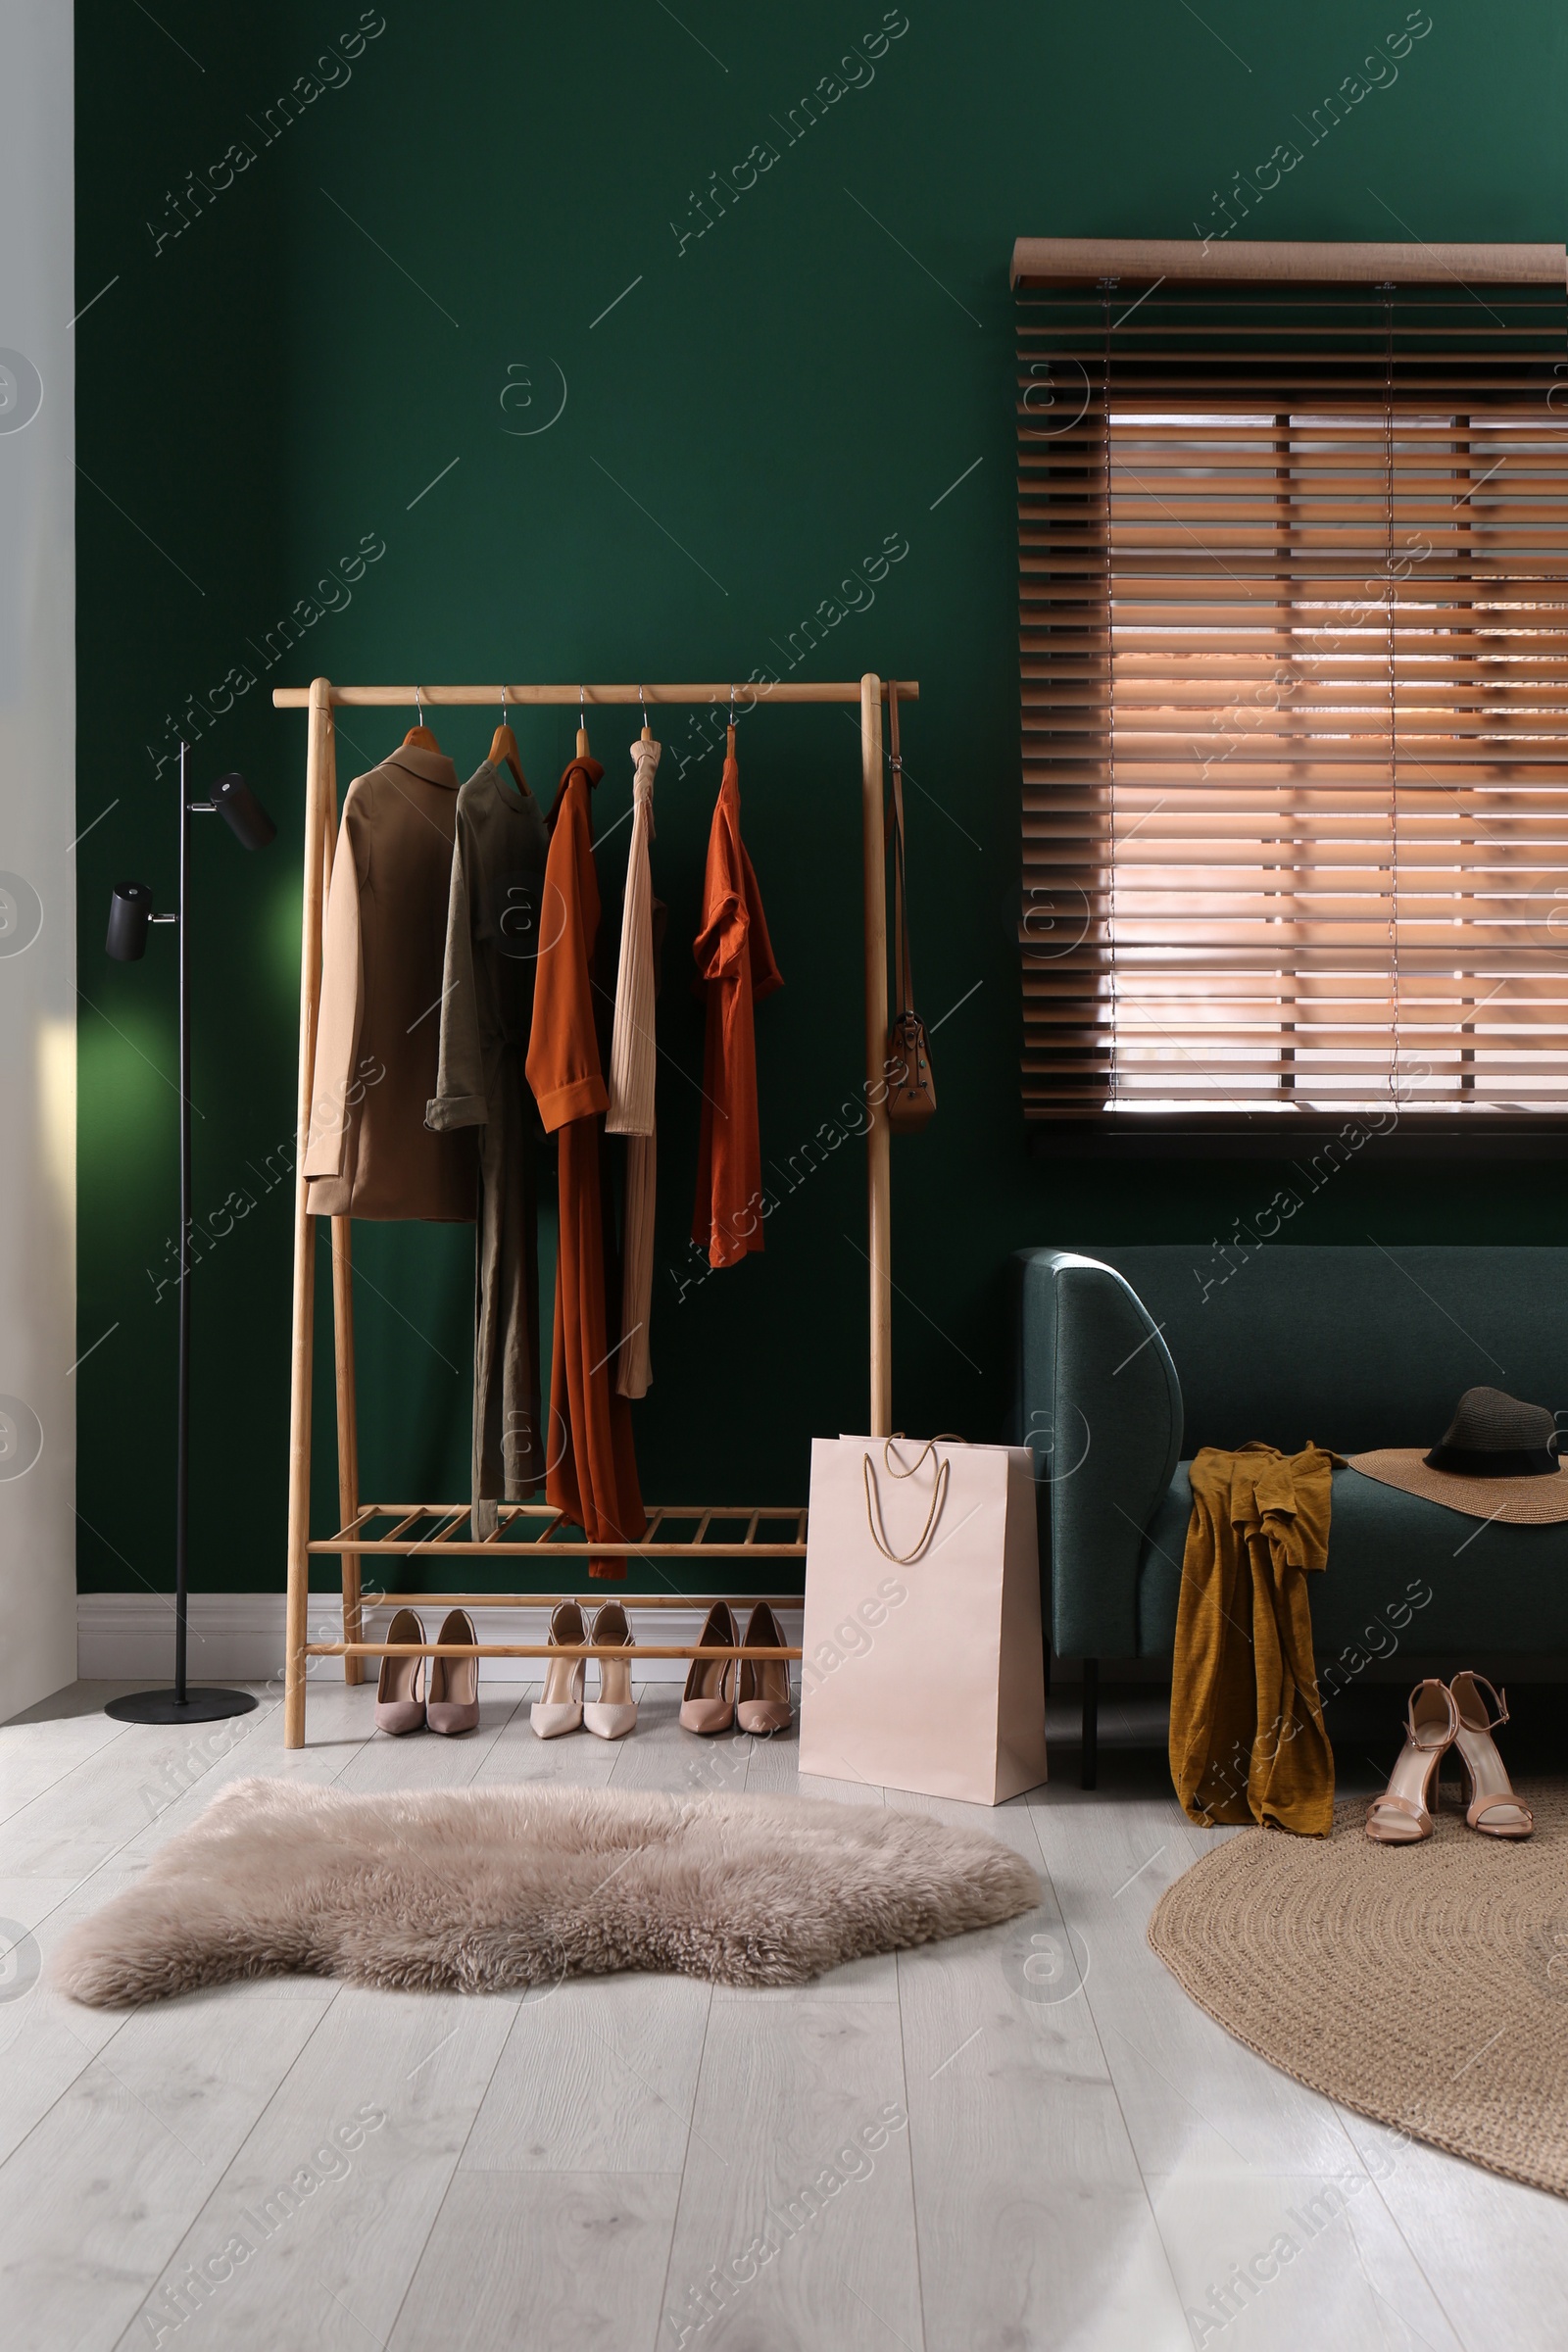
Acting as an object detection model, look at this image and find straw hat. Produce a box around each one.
[1350,1386,1568,1524]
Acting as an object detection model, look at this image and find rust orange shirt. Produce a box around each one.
[692,747,782,1269]
[526,758,645,1574]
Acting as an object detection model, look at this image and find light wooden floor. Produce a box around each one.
[2,1677,1565,2351]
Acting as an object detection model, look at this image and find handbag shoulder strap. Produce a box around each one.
[885,681,915,1022]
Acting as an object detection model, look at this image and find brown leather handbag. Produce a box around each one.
[884,682,936,1132]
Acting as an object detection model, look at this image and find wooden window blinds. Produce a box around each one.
[1014,248,1568,1123]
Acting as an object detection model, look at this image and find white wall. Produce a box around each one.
[0,7,75,1721]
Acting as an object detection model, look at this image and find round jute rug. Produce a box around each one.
[1147,1780,1568,2196]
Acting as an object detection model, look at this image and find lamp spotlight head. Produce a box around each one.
[210,771,276,852]
[106,880,154,961]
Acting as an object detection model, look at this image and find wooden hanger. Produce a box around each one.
[639,686,652,746]
[489,690,524,788]
[403,687,442,754]
[576,685,590,760]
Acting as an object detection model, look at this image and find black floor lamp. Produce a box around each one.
[102,743,276,1726]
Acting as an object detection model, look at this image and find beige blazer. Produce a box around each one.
[304,744,475,1220]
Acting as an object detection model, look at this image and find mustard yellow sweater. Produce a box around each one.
[1170,1443,1341,1838]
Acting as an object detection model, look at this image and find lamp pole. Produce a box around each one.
[174,736,193,1702]
[105,744,266,1726]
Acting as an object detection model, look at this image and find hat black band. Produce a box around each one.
[1423,1443,1560,1479]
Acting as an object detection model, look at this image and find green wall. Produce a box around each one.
[75,0,1568,1595]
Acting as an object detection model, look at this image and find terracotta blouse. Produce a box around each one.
[692,745,782,1269]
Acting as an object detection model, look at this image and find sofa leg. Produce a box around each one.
[1081,1659,1099,1790]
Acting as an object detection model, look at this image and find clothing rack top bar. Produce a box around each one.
[271,682,918,709]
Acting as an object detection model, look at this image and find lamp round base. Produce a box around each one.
[104,1688,260,1725]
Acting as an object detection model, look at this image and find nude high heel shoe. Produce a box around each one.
[736,1602,794,1736]
[583,1602,638,1740]
[375,1607,427,1736]
[1448,1672,1534,1838]
[1365,1680,1458,1843]
[531,1601,586,1740]
[680,1601,738,1736]
[426,1607,480,1736]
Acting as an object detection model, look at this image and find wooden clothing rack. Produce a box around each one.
[272,674,918,1747]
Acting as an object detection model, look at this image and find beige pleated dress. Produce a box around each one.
[606,735,660,1397]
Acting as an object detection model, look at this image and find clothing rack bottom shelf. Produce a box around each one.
[351,1593,808,1610]
[303,1502,808,1691]
[306,1642,803,1661]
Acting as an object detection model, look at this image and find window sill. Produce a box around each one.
[1027,1116,1568,1161]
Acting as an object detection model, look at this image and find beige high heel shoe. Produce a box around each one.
[375,1607,427,1736]
[584,1602,638,1740]
[427,1607,480,1736]
[1365,1680,1458,1843]
[736,1602,794,1736]
[1448,1672,1534,1838]
[531,1601,586,1740]
[681,1601,738,1736]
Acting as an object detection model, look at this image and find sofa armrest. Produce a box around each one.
[1012,1249,1184,1658]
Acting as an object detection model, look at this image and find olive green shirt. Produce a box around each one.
[427,760,551,1531]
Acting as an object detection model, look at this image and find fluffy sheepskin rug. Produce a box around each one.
[55,1778,1039,2007]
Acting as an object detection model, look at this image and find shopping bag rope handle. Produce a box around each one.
[879,1432,960,1480]
[862,1434,957,1564]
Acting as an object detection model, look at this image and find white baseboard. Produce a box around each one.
[76,1592,805,1687]
[78,1592,291,1685]
[79,1600,1568,1696]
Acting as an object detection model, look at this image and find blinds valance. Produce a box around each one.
[1016,257,1568,1122]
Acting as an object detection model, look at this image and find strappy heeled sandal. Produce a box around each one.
[1448,1672,1534,1839]
[1365,1679,1459,1844]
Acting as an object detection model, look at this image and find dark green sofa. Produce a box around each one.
[1013,1245,1568,1785]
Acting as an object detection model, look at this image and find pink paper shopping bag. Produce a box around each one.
[798,1435,1048,1805]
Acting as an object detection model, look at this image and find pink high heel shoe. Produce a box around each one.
[736,1603,793,1736]
[681,1602,738,1736]
[583,1602,638,1741]
[426,1607,480,1736]
[374,1607,427,1736]
[531,1601,586,1740]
